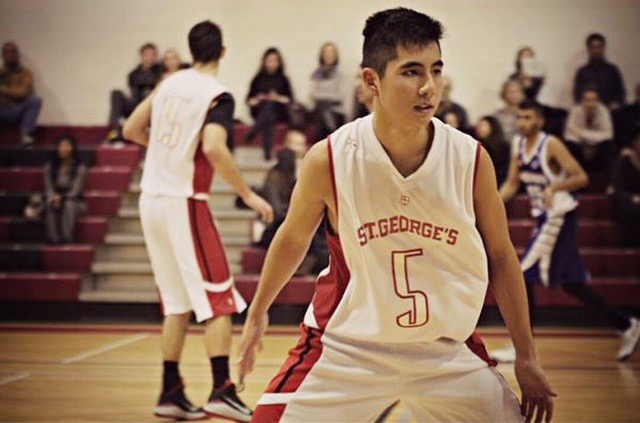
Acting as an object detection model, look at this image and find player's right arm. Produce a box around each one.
[498,143,521,203]
[123,92,154,147]
[237,140,333,381]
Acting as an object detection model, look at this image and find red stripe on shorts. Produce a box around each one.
[252,324,324,422]
[188,198,237,316]
[466,330,497,367]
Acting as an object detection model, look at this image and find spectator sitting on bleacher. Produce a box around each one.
[475,115,510,186]
[611,128,640,248]
[106,43,161,143]
[614,82,640,149]
[44,135,86,244]
[245,48,293,160]
[310,42,345,141]
[509,46,545,101]
[0,42,42,147]
[255,132,327,274]
[435,76,469,133]
[159,48,189,81]
[351,71,374,120]
[493,79,525,143]
[564,86,615,175]
[573,33,626,111]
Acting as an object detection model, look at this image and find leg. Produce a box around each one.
[254,327,396,423]
[203,315,232,387]
[18,96,42,139]
[109,90,128,130]
[139,194,205,421]
[561,283,630,331]
[162,312,191,362]
[403,341,523,423]
[45,203,60,244]
[60,200,79,243]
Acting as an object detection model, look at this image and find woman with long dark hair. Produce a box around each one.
[44,134,86,244]
[246,47,293,160]
[310,42,345,140]
[509,46,545,101]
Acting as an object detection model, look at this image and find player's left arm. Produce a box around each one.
[474,148,556,423]
[543,137,589,209]
[122,92,154,147]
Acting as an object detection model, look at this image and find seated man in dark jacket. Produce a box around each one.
[106,43,161,142]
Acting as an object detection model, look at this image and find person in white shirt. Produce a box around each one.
[564,86,615,175]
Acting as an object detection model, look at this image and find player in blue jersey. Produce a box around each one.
[496,99,640,362]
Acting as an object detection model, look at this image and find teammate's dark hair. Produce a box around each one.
[362,8,444,78]
[586,33,606,47]
[518,99,544,117]
[189,20,223,63]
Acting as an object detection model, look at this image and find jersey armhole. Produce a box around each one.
[472,141,482,196]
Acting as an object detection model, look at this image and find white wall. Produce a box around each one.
[1,0,639,126]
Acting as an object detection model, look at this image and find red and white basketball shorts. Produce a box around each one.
[140,193,246,322]
[253,325,523,422]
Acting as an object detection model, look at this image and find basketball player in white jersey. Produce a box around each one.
[238,8,555,423]
[123,21,272,421]
[492,100,640,363]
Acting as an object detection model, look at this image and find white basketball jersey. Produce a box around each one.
[141,68,228,197]
[304,115,489,343]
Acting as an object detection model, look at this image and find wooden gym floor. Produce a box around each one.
[0,324,638,423]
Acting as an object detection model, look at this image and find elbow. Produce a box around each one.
[122,120,134,141]
[579,172,590,189]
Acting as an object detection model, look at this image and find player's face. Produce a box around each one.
[375,42,444,128]
[517,109,542,137]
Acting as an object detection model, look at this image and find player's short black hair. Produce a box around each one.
[518,99,544,117]
[189,20,223,63]
[586,33,606,47]
[362,8,444,78]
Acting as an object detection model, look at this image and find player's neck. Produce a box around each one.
[373,113,433,177]
[525,130,540,147]
[193,61,219,75]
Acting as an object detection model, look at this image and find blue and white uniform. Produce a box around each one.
[515,131,588,287]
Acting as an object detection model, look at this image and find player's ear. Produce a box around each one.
[219,46,226,60]
[362,68,379,96]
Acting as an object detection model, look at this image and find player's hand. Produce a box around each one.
[237,311,269,386]
[543,187,554,210]
[243,191,274,223]
[515,358,557,423]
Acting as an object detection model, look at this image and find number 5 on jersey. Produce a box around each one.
[392,249,429,328]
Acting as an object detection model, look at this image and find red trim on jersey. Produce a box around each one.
[253,324,324,422]
[472,142,482,196]
[327,137,338,221]
[193,142,214,195]
[465,330,497,367]
[312,232,351,330]
[187,199,237,316]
